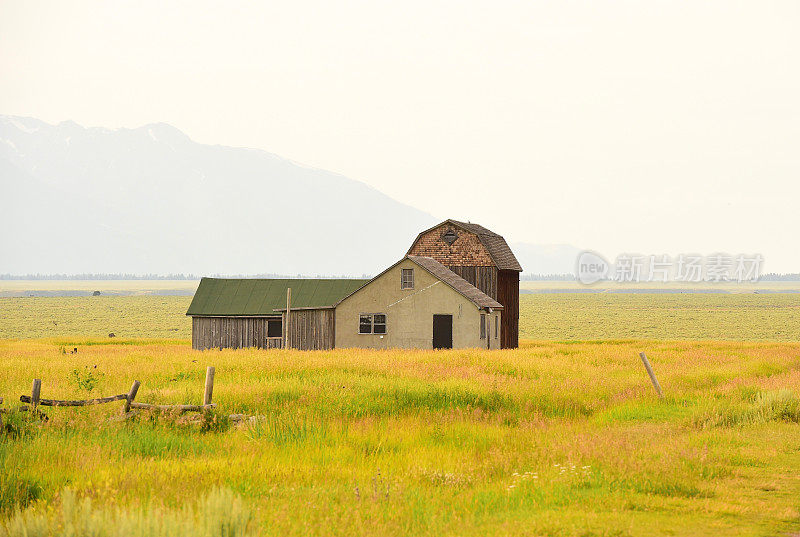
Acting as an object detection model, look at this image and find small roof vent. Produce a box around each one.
[442,228,458,246]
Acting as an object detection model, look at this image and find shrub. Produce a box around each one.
[70,367,104,393]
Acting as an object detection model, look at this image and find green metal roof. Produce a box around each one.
[186,278,370,317]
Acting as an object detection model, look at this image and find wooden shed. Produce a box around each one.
[407,220,522,348]
[186,278,367,351]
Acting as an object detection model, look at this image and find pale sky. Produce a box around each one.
[2,1,798,271]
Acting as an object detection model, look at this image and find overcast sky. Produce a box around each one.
[2,1,798,271]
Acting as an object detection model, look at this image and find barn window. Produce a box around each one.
[442,229,458,246]
[359,314,387,334]
[401,268,414,289]
[480,313,486,339]
[267,319,282,338]
[373,314,387,334]
[495,315,499,339]
[359,314,372,334]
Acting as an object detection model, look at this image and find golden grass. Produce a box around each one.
[2,338,800,536]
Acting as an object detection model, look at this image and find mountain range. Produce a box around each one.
[0,115,579,276]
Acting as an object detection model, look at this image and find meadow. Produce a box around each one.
[2,293,800,340]
[1,292,799,536]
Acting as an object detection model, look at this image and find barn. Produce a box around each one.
[335,255,502,350]
[187,278,367,350]
[186,219,521,351]
[407,220,522,348]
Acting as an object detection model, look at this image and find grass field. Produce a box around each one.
[519,294,800,341]
[1,293,799,536]
[2,293,800,341]
[519,280,800,293]
[0,280,200,293]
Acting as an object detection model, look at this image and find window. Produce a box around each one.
[267,319,282,338]
[401,268,414,289]
[442,229,458,246]
[495,315,499,339]
[359,313,387,334]
[359,314,373,334]
[480,314,486,339]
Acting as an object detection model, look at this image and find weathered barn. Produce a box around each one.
[187,219,521,351]
[187,278,367,350]
[335,256,502,350]
[407,220,522,348]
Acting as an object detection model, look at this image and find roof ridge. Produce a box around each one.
[406,255,502,309]
[187,277,369,316]
[448,219,501,236]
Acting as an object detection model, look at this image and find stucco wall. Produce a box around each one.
[335,259,501,350]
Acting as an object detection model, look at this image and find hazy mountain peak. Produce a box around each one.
[1,115,46,134]
[0,115,580,276]
[138,122,192,145]
[0,115,437,275]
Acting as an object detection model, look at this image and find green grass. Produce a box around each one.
[519,293,800,340]
[1,293,800,534]
[1,488,254,537]
[3,293,800,341]
[1,338,800,536]
[0,296,191,339]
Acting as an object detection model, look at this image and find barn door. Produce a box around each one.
[432,314,453,349]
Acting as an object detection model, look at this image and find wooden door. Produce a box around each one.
[433,314,453,349]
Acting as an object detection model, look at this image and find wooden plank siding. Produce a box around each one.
[191,316,281,350]
[285,309,335,350]
[192,310,334,351]
[445,265,517,349]
[497,269,519,349]
[445,265,497,300]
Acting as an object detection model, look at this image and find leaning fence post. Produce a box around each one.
[124,380,141,413]
[204,366,215,407]
[639,352,663,399]
[31,379,42,411]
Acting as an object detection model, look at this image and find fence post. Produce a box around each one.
[204,366,215,407]
[31,379,42,411]
[124,380,140,413]
[284,287,292,349]
[639,352,664,399]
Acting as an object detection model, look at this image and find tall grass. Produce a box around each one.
[1,338,800,535]
[1,488,253,537]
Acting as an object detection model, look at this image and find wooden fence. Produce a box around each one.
[7,366,217,417]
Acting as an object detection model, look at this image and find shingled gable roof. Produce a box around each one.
[407,219,523,272]
[407,256,503,308]
[186,278,369,317]
[336,256,502,310]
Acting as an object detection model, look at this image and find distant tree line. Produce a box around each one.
[0,273,201,280]
[521,273,576,281]
[0,272,374,280]
[521,272,800,281]
[3,272,799,281]
[759,273,800,281]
